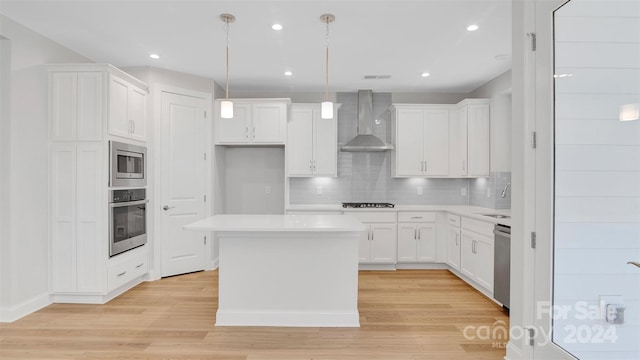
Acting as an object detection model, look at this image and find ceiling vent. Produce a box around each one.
[363,75,391,80]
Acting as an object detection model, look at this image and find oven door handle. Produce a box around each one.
[109,199,149,208]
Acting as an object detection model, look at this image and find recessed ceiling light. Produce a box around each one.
[272,24,283,31]
[284,71,293,76]
[149,53,160,59]
[421,72,430,78]
[466,24,479,32]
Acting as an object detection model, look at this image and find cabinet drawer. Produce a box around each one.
[107,250,148,291]
[397,211,436,223]
[447,214,461,227]
[346,211,396,223]
[461,217,494,236]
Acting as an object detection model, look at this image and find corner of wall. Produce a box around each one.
[0,292,51,323]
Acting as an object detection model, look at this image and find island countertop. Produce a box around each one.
[184,214,366,232]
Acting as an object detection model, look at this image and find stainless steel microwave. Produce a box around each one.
[109,141,147,187]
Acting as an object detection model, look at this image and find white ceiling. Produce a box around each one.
[1,0,512,94]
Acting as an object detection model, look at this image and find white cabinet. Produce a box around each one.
[108,74,147,141]
[50,72,103,141]
[51,142,104,293]
[397,211,437,263]
[392,105,450,177]
[446,214,461,269]
[348,211,397,265]
[459,217,494,294]
[215,99,289,144]
[449,99,490,177]
[287,104,337,177]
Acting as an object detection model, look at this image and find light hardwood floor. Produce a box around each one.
[0,270,508,359]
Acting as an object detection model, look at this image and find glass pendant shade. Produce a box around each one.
[221,100,234,119]
[321,101,333,119]
[620,103,640,121]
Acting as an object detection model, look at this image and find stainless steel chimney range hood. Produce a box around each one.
[340,90,394,152]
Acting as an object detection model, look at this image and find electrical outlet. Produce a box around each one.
[600,295,623,321]
[265,186,271,194]
[417,186,423,195]
[316,185,323,195]
[461,187,467,196]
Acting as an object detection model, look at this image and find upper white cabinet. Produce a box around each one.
[449,99,490,177]
[108,74,147,142]
[391,105,450,177]
[215,99,289,145]
[50,72,103,141]
[287,104,337,177]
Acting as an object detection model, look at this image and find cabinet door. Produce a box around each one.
[358,225,371,262]
[51,144,77,292]
[252,103,286,143]
[128,85,146,141]
[446,226,461,269]
[313,109,337,176]
[370,224,397,263]
[76,72,103,141]
[467,104,490,177]
[416,223,436,262]
[50,72,77,141]
[216,103,251,144]
[287,106,314,176]
[108,75,131,138]
[395,108,424,176]
[423,109,449,176]
[475,234,495,292]
[448,107,468,177]
[396,224,417,262]
[75,143,103,292]
[460,231,476,279]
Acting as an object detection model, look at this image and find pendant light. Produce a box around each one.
[320,14,335,119]
[220,13,235,119]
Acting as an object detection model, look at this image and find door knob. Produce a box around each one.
[162,205,175,211]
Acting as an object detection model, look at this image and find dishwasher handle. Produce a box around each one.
[493,228,511,238]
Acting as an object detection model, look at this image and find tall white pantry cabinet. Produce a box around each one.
[48,64,149,303]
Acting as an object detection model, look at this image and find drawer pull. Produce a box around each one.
[411,216,423,219]
[117,271,127,277]
[136,263,144,268]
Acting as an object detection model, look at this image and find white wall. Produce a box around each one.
[469,70,512,172]
[0,35,12,308]
[392,92,467,104]
[0,15,93,320]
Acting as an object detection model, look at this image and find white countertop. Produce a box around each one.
[286,204,511,226]
[184,214,366,232]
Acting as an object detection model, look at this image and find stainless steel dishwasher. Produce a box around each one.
[493,224,511,309]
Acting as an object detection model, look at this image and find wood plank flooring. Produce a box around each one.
[0,270,508,359]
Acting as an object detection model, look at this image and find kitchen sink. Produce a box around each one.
[480,214,511,219]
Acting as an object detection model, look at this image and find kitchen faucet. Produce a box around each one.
[500,183,511,198]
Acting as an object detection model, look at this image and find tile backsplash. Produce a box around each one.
[288,92,511,209]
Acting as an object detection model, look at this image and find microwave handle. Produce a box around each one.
[109,199,148,208]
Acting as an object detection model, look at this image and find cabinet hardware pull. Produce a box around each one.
[414,228,417,239]
[411,216,422,219]
[420,161,423,172]
[117,271,127,277]
[628,261,640,269]
[371,231,374,241]
[132,121,136,134]
[136,263,144,268]
[455,234,459,246]
[462,160,466,172]
[245,127,249,139]
[424,161,427,172]
[253,126,256,139]
[418,229,421,240]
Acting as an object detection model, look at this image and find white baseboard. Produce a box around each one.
[207,257,219,271]
[395,263,449,270]
[505,341,523,360]
[215,309,360,327]
[51,274,146,305]
[0,292,51,323]
[359,264,396,271]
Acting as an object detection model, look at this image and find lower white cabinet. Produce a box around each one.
[347,211,397,264]
[446,214,461,269]
[397,211,437,263]
[107,246,149,291]
[459,217,495,293]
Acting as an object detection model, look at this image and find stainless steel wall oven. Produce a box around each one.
[109,188,147,257]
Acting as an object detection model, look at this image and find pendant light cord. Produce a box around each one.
[225,20,230,100]
[325,19,330,102]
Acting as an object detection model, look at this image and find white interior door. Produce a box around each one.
[160,91,207,277]
[533,0,640,359]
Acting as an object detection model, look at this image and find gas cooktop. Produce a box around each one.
[342,202,395,209]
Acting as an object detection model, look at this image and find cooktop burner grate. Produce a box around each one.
[342,202,395,208]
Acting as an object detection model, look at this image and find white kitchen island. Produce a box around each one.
[184,214,365,327]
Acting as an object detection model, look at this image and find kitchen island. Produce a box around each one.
[184,214,365,327]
